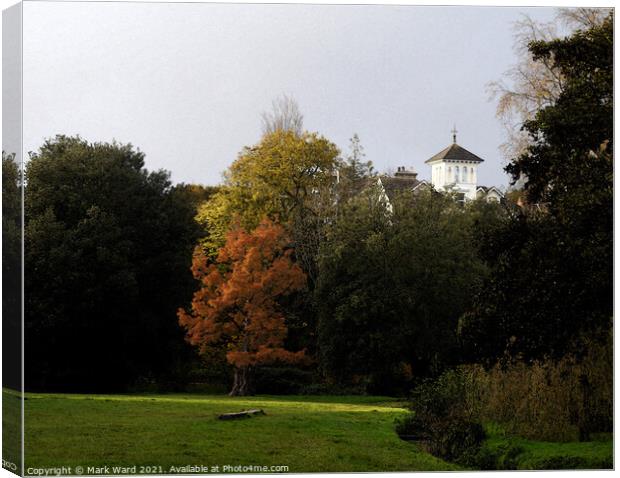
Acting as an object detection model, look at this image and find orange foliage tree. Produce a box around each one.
[178,218,307,396]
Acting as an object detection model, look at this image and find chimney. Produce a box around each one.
[394,166,418,179]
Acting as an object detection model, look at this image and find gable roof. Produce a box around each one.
[425,143,485,164]
[412,180,430,191]
[477,185,505,197]
[378,176,425,201]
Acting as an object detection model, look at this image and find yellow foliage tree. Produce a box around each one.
[197,130,340,277]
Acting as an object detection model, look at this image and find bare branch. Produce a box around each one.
[261,94,304,136]
[557,7,612,30]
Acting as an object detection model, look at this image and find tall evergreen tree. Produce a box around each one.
[25,136,203,391]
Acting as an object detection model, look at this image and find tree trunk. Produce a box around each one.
[229,367,252,396]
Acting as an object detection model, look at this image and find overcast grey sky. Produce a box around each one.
[22,1,559,188]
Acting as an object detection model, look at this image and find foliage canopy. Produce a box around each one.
[179,219,307,395]
[25,135,203,391]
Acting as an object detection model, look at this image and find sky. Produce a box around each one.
[20,1,560,188]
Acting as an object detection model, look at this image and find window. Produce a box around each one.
[455,166,459,182]
[462,167,468,183]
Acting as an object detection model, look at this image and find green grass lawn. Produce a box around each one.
[3,388,23,474]
[14,391,613,473]
[22,392,458,473]
[478,423,613,470]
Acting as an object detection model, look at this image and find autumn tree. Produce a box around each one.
[196,129,340,281]
[178,219,307,396]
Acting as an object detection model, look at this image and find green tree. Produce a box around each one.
[335,134,375,207]
[461,14,613,362]
[316,190,484,392]
[3,151,22,390]
[507,14,612,214]
[340,134,374,180]
[194,130,340,366]
[25,136,203,391]
[197,129,340,279]
[488,8,611,160]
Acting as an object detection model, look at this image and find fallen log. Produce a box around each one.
[218,409,266,420]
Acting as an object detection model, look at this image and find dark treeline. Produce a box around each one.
[2,152,22,390]
[316,189,490,394]
[19,137,216,392]
[460,13,613,364]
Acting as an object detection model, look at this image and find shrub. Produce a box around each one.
[394,413,426,440]
[397,368,486,464]
[428,419,485,463]
[466,441,524,470]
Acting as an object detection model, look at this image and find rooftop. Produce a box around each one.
[425,143,485,164]
[378,176,428,201]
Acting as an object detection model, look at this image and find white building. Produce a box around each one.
[425,129,485,201]
[422,129,502,203]
[371,129,504,208]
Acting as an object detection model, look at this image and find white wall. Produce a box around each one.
[430,160,479,200]
[486,189,503,202]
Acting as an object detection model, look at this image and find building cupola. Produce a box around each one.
[425,129,484,200]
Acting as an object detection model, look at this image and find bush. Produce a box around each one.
[394,413,426,440]
[465,440,524,470]
[428,419,485,463]
[397,368,486,464]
